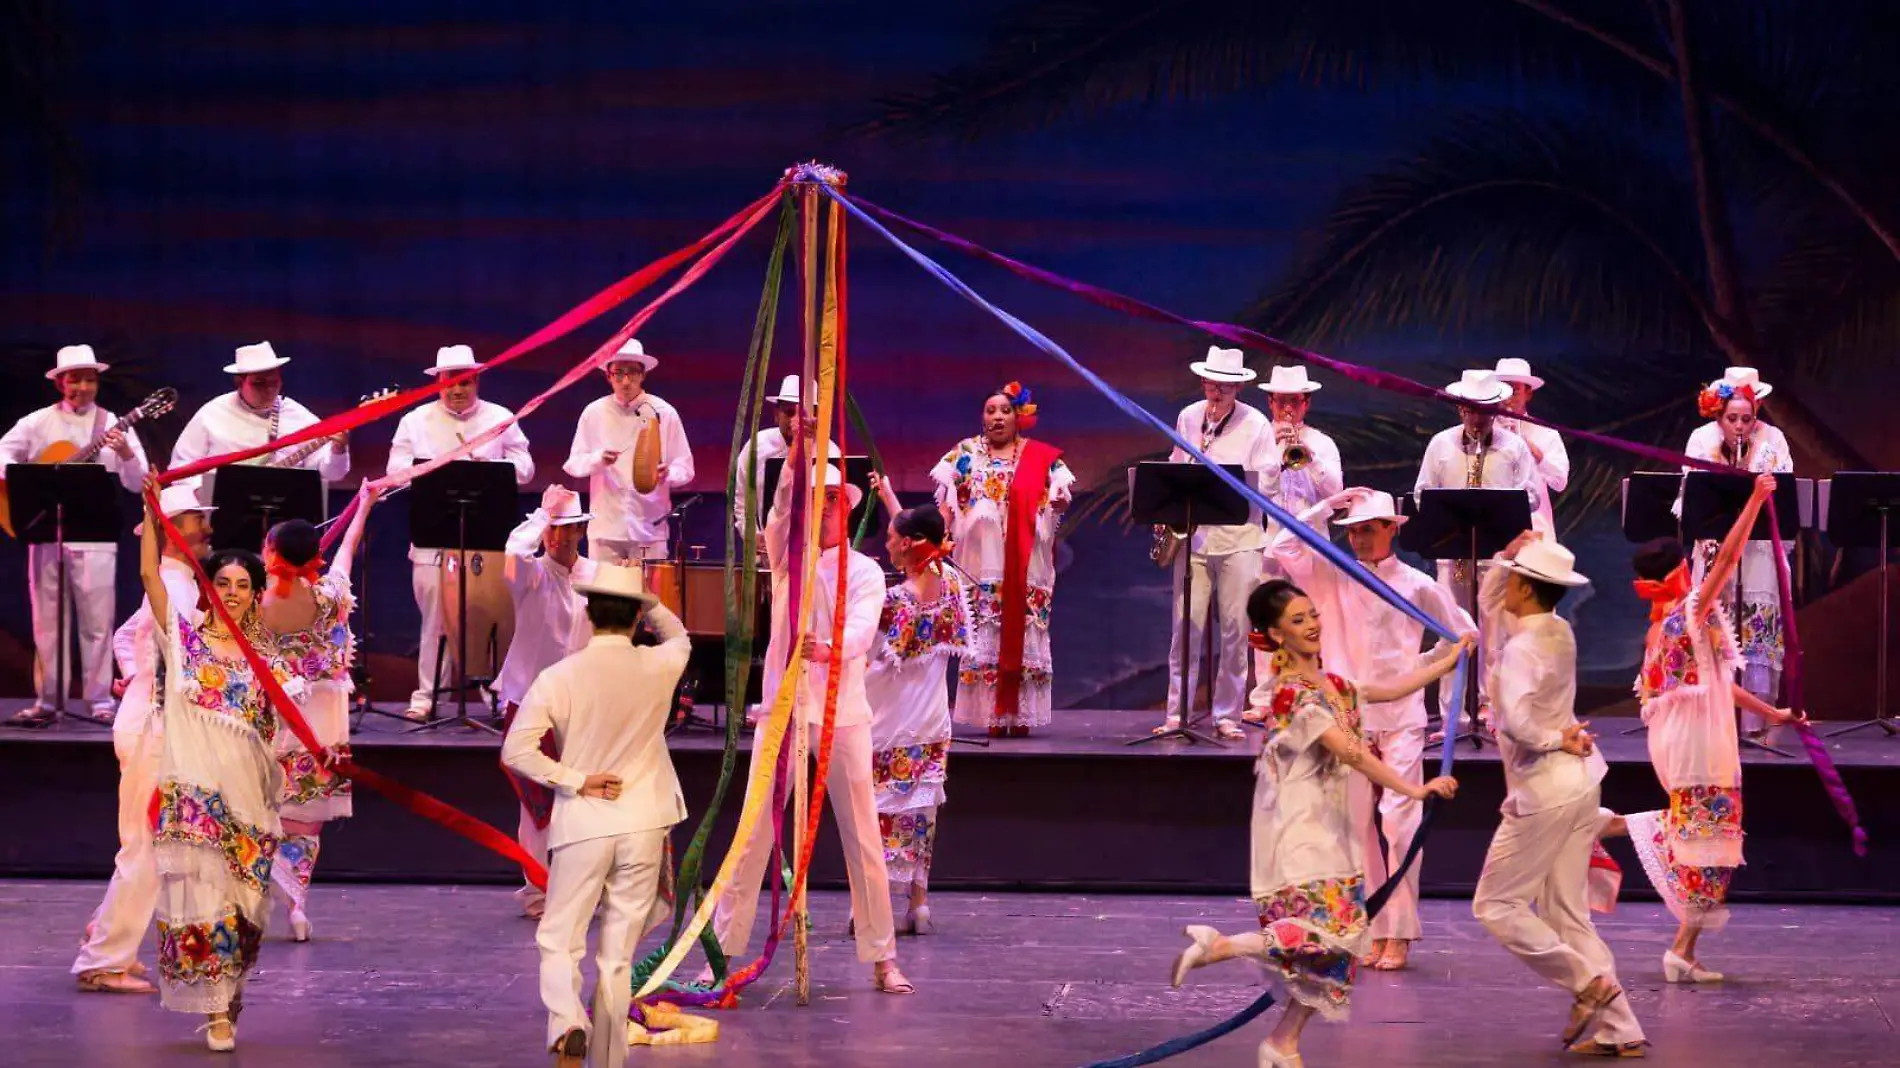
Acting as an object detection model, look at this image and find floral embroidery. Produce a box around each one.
[177,617,283,744]
[1268,674,1362,739]
[878,809,938,885]
[967,581,1053,630]
[938,439,1068,515]
[273,575,354,683]
[1638,606,1700,700]
[280,744,353,807]
[153,780,280,894]
[157,908,263,988]
[958,663,1052,689]
[1258,873,1369,938]
[1645,821,1735,915]
[1255,874,1365,1015]
[1668,785,1743,844]
[879,583,967,663]
[1733,599,1784,668]
[277,833,320,889]
[873,741,949,797]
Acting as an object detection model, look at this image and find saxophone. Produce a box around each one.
[1151,523,1186,568]
[1452,429,1488,583]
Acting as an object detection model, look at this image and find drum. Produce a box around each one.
[643,562,771,637]
[440,549,515,680]
[643,561,683,618]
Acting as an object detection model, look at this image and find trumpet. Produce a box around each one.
[1150,524,1187,569]
[1282,442,1311,470]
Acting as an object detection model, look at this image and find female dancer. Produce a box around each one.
[930,382,1071,738]
[1625,472,1800,982]
[865,472,968,934]
[1170,580,1466,1068]
[1682,368,1792,737]
[258,488,377,941]
[139,475,297,1051]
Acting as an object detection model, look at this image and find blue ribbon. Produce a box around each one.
[822,184,1468,1066]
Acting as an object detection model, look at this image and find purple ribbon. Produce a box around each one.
[846,193,1867,857]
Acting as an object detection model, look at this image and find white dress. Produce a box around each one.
[930,437,1074,729]
[1248,673,1370,1019]
[866,571,968,890]
[1681,420,1791,697]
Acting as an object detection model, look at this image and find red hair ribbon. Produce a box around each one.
[1632,562,1691,623]
[267,556,324,598]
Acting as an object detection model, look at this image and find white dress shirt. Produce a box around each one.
[732,426,787,534]
[1500,417,1569,534]
[1479,565,1607,816]
[564,393,694,549]
[1415,424,1545,533]
[1257,421,1344,542]
[387,398,534,563]
[113,557,200,740]
[170,392,348,481]
[762,471,884,729]
[0,403,149,546]
[501,613,692,849]
[1167,400,1270,556]
[1271,504,1474,732]
[493,514,598,708]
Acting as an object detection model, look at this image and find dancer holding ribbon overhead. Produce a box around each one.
[1681,368,1792,741]
[1170,580,1465,1068]
[931,382,1072,738]
[864,472,968,935]
[257,488,377,943]
[565,338,695,565]
[1471,531,1646,1058]
[1622,473,1801,984]
[137,475,299,1052]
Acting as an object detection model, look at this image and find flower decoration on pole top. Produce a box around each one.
[785,161,848,187]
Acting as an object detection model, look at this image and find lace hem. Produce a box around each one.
[1626,811,1734,931]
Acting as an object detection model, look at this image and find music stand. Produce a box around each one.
[408,461,519,733]
[209,465,323,554]
[7,463,120,726]
[1404,488,1532,752]
[1682,471,1802,757]
[1124,461,1249,747]
[1822,474,1900,738]
[763,456,874,534]
[1621,474,1683,543]
[665,495,726,737]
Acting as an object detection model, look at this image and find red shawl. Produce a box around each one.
[995,438,1062,722]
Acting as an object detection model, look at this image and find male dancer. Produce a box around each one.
[1,345,150,725]
[70,480,214,992]
[494,485,598,918]
[386,344,535,720]
[712,424,912,994]
[1155,347,1268,741]
[502,563,689,1068]
[1471,531,1646,1058]
[564,339,694,564]
[1271,488,1473,971]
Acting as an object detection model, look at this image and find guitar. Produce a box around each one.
[0,387,179,537]
[263,388,399,469]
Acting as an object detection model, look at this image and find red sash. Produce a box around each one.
[995,439,1061,722]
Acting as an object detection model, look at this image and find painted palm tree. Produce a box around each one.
[857,0,1900,525]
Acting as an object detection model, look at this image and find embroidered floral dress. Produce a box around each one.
[272,568,355,824]
[866,570,968,891]
[1627,590,1744,930]
[930,437,1074,729]
[1681,420,1791,699]
[151,606,297,1014]
[1248,674,1371,1019]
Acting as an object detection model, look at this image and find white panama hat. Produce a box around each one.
[425,345,481,377]
[573,563,660,606]
[135,479,216,535]
[1445,369,1511,405]
[1189,346,1256,384]
[1492,358,1545,391]
[605,338,658,371]
[1708,366,1773,401]
[544,488,592,527]
[47,344,109,380]
[1258,365,1322,394]
[1334,489,1408,528]
[223,341,290,376]
[768,374,813,409]
[1502,538,1590,588]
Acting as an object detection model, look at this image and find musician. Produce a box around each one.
[564,339,695,564]
[169,341,350,484]
[387,344,535,721]
[1255,365,1344,576]
[732,374,810,537]
[1,345,150,727]
[1152,347,1270,741]
[1493,359,1569,535]
[494,485,598,919]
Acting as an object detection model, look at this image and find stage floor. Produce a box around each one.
[4,881,1892,1067]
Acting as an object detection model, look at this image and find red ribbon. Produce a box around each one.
[1632,562,1691,624]
[265,556,325,599]
[995,438,1060,725]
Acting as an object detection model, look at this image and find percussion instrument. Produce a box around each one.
[643,561,770,637]
[440,549,515,679]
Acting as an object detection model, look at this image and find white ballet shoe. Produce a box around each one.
[199,1018,236,1052]
[1662,950,1722,983]
[1170,925,1221,988]
[288,904,312,943]
[906,904,933,935]
[1258,1038,1304,1068]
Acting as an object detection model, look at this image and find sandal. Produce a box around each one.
[1374,939,1411,971]
[1215,720,1245,741]
[1562,976,1624,1046]
[873,964,915,995]
[4,706,55,730]
[76,969,155,994]
[1567,1039,1648,1058]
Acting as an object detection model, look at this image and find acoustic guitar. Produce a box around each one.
[262,387,400,469]
[0,387,179,537]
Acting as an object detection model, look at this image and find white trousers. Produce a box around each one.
[29,544,116,708]
[1354,724,1427,942]
[714,720,895,964]
[411,560,445,710]
[72,725,161,975]
[1164,549,1261,724]
[536,827,667,1068]
[591,539,667,565]
[1473,788,1645,1047]
[1435,561,1492,708]
[517,805,550,910]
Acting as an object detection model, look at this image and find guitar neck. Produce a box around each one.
[65,411,143,465]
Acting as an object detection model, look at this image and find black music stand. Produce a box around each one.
[1404,488,1532,752]
[1125,461,1249,747]
[210,465,323,554]
[409,461,518,733]
[664,494,725,737]
[7,463,119,726]
[1683,471,1801,757]
[1622,474,1683,543]
[763,456,874,534]
[1823,474,1900,738]
[325,488,411,730]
